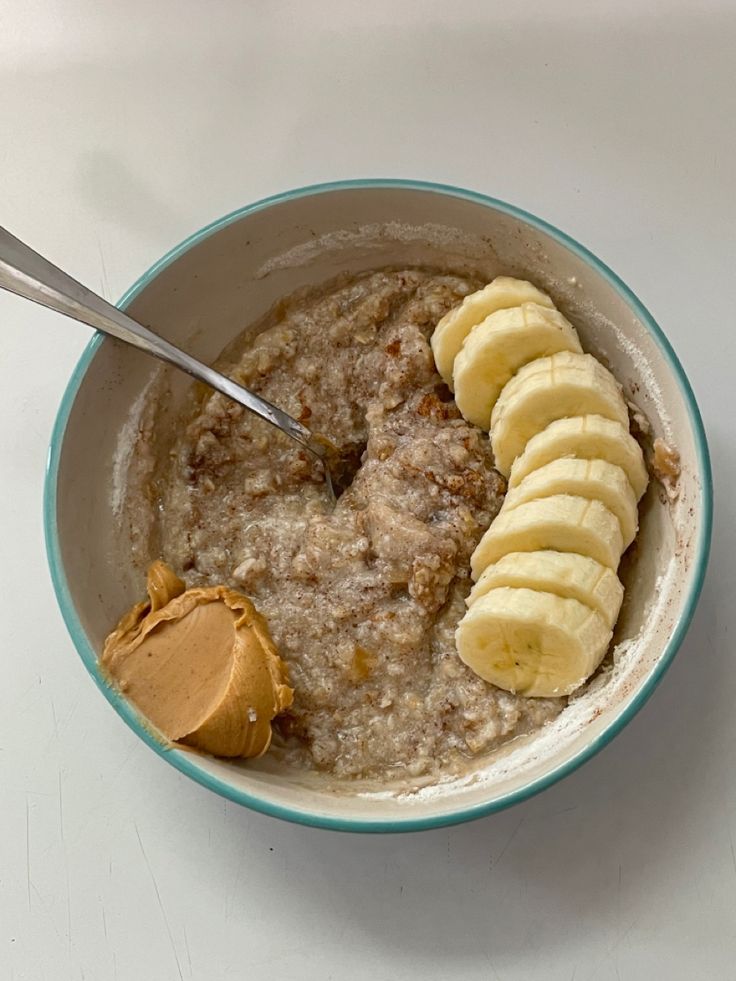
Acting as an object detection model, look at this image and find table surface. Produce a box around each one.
[1,2,734,978]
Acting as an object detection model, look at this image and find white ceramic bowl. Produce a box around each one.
[45,180,712,831]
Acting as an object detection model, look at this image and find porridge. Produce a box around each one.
[152,269,564,779]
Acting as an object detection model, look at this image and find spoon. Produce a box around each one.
[0,225,337,504]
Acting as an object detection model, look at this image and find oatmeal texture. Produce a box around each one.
[652,436,681,502]
[158,270,563,778]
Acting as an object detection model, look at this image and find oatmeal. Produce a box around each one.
[652,436,681,501]
[156,270,563,779]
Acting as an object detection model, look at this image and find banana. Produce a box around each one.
[467,550,624,628]
[501,457,638,548]
[453,303,583,428]
[430,274,651,699]
[456,586,611,697]
[508,414,649,500]
[431,277,554,387]
[470,494,623,579]
[490,352,629,475]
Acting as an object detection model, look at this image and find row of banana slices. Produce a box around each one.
[430,278,649,698]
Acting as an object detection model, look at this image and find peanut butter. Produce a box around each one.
[101,561,293,758]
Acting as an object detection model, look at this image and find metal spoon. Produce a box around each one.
[0,225,337,504]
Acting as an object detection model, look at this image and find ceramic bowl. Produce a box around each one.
[45,180,712,831]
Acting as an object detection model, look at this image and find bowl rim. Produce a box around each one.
[44,178,713,833]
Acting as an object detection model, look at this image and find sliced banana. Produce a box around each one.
[508,414,649,500]
[453,303,583,428]
[470,494,623,579]
[456,586,611,697]
[502,457,638,548]
[431,276,554,387]
[431,275,650,698]
[467,550,624,629]
[490,352,628,476]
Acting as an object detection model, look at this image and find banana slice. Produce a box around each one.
[456,586,611,697]
[467,550,624,628]
[508,414,649,500]
[453,303,583,428]
[431,277,554,387]
[490,352,628,475]
[470,494,623,579]
[502,457,638,548]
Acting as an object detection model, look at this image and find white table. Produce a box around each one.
[1,2,733,978]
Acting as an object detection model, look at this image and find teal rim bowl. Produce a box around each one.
[44,179,713,832]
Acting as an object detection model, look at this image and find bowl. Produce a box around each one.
[45,179,712,832]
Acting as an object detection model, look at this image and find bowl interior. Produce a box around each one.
[48,183,710,830]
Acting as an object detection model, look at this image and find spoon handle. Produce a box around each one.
[0,225,316,452]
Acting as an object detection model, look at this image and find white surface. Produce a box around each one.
[0,2,733,978]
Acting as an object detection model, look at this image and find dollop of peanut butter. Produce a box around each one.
[101,561,293,758]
